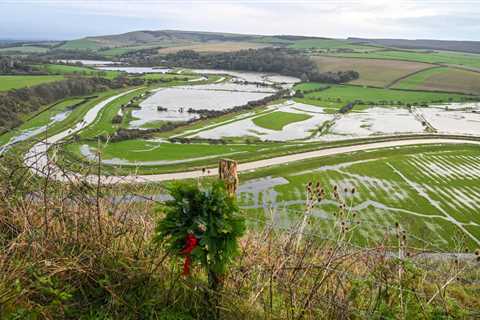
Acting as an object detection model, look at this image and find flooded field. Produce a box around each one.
[58,59,118,66]
[130,81,277,127]
[321,107,425,140]
[194,101,334,141]
[0,109,72,154]
[419,107,480,135]
[192,100,480,142]
[190,69,300,88]
[97,67,171,74]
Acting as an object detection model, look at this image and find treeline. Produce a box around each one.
[143,48,359,84]
[0,76,143,134]
[0,57,42,75]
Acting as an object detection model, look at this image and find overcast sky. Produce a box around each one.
[2,0,480,41]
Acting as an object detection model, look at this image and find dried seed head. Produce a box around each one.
[333,185,338,191]
[395,222,400,229]
[344,187,348,193]
[351,187,356,195]
[474,249,480,256]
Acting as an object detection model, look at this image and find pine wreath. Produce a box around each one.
[154,181,245,277]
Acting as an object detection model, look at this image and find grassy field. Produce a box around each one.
[392,67,480,94]
[252,111,312,130]
[72,140,269,163]
[329,50,480,69]
[0,75,64,91]
[295,83,475,105]
[238,143,480,250]
[158,41,268,53]
[288,39,377,52]
[34,64,120,79]
[312,55,433,87]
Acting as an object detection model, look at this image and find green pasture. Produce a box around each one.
[294,83,473,105]
[37,64,120,79]
[252,111,312,130]
[0,75,64,91]
[238,143,480,250]
[71,140,267,162]
[392,67,448,90]
[290,39,377,52]
[330,50,480,69]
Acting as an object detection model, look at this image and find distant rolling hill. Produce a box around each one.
[55,30,480,56]
[59,30,272,51]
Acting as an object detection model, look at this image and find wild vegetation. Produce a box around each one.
[1,28,480,319]
[0,154,478,319]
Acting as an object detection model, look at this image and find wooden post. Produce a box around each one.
[218,159,239,197]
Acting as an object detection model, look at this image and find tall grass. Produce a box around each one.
[0,150,479,319]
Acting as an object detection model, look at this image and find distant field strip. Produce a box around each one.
[392,67,480,95]
[0,75,64,91]
[295,83,472,104]
[329,50,480,69]
[313,55,433,87]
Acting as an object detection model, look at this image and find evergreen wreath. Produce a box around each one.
[154,181,245,277]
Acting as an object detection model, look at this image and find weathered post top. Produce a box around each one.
[218,159,239,197]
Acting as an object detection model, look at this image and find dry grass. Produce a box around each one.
[158,42,269,54]
[1,153,479,319]
[312,55,432,87]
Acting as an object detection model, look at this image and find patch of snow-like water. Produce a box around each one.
[129,83,274,127]
[194,101,334,141]
[57,59,117,66]
[320,107,424,141]
[190,69,300,85]
[97,67,171,74]
[418,107,480,136]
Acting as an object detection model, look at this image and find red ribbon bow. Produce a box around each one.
[181,233,198,276]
